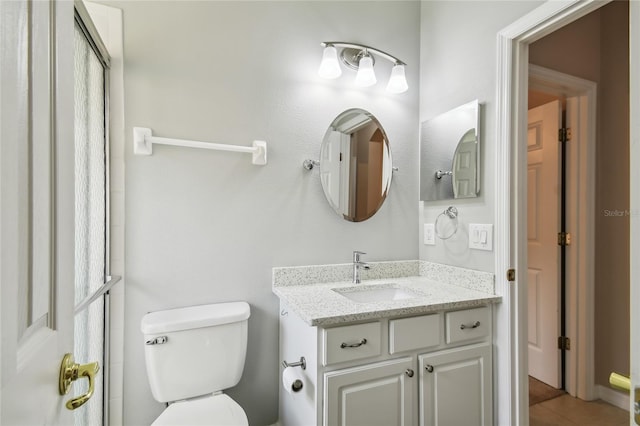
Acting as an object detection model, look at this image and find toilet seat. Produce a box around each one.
[152,394,248,426]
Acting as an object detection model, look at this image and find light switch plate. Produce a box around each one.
[423,224,435,245]
[469,224,493,251]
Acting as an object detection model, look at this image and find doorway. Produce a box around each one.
[495,1,633,424]
[524,1,630,411]
[526,63,598,403]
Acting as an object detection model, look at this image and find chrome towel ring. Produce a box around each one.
[435,206,458,240]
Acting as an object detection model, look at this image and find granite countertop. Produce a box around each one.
[273,275,501,327]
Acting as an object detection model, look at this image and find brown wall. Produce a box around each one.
[529,0,630,389]
[354,121,384,220]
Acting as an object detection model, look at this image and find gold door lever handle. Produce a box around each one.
[59,353,100,410]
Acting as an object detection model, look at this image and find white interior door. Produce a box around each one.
[320,130,342,210]
[1,1,76,423]
[527,100,562,388]
[452,128,478,198]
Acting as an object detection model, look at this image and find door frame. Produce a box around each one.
[494,1,611,424]
[528,64,597,400]
[630,0,640,420]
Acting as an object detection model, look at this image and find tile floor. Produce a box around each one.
[530,394,629,425]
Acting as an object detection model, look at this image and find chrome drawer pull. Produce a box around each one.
[340,338,367,349]
[405,369,414,378]
[425,364,434,373]
[460,321,481,330]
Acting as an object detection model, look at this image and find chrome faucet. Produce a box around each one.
[352,251,370,284]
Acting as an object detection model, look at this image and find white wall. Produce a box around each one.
[110,2,420,425]
[419,1,543,271]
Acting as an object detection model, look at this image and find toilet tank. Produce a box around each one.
[141,301,250,403]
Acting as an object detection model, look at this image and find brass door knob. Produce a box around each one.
[59,353,100,410]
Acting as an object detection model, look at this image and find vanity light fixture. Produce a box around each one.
[354,52,376,87]
[386,63,409,94]
[317,44,342,79]
[318,42,408,93]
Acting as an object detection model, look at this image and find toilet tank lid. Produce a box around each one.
[141,302,250,334]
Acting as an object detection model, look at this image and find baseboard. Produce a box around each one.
[596,384,630,411]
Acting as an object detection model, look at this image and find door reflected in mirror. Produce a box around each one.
[320,109,393,222]
[420,100,481,201]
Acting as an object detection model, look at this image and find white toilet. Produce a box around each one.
[140,301,251,425]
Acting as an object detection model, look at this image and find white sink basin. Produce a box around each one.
[333,284,419,303]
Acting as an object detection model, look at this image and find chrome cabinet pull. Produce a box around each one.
[340,338,367,349]
[425,364,434,373]
[460,321,481,330]
[405,369,414,378]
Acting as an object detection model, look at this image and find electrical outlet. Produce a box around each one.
[424,224,435,245]
[469,224,493,251]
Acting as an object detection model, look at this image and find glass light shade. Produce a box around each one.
[386,64,409,93]
[355,55,376,87]
[318,45,342,79]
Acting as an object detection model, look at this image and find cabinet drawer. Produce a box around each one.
[445,306,490,344]
[389,314,440,354]
[322,322,381,366]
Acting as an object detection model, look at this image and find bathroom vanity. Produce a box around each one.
[273,261,500,426]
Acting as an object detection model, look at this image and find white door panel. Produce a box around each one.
[320,130,342,210]
[1,1,76,424]
[452,129,478,198]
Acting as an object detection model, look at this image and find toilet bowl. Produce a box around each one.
[141,302,250,425]
[152,394,247,426]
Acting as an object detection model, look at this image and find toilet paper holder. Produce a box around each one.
[282,356,306,370]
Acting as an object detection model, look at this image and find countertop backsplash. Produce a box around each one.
[273,260,494,295]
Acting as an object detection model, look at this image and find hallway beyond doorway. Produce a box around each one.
[530,394,628,425]
[529,376,565,406]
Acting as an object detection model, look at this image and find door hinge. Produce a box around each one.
[507,269,516,282]
[558,232,572,246]
[558,336,571,350]
[558,127,572,142]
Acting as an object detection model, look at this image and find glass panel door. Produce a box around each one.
[72,9,111,426]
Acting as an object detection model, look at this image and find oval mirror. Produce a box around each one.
[319,109,393,222]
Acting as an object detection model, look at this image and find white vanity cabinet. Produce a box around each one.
[419,343,492,426]
[278,304,493,426]
[324,357,415,426]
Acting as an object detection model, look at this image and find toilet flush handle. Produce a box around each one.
[146,336,168,345]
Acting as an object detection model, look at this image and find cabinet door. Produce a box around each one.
[324,357,415,426]
[419,343,492,426]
